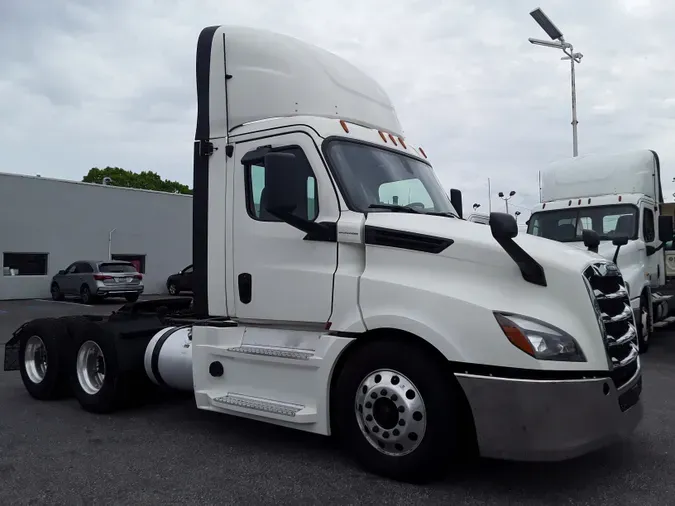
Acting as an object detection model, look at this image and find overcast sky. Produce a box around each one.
[1,0,674,219]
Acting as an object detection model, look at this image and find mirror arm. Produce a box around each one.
[646,243,664,256]
[612,245,623,264]
[268,208,335,242]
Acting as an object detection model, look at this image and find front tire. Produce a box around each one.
[333,338,468,483]
[50,283,64,301]
[637,293,651,354]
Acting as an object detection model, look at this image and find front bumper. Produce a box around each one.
[456,364,643,462]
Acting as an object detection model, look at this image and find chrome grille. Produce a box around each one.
[583,262,639,387]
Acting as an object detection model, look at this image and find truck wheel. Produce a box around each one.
[637,293,651,354]
[69,322,147,413]
[333,339,465,483]
[17,319,70,400]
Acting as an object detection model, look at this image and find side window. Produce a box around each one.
[80,262,94,274]
[643,208,655,242]
[245,147,318,222]
[184,266,193,274]
[65,263,78,274]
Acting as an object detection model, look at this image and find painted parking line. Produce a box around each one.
[34,299,94,308]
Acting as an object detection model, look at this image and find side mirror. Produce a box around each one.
[263,152,300,215]
[582,229,600,253]
[612,235,629,247]
[261,152,333,242]
[489,211,546,286]
[659,215,674,242]
[489,212,518,240]
[57,270,65,275]
[611,235,629,264]
[449,188,463,219]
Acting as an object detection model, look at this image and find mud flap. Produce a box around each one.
[3,323,27,371]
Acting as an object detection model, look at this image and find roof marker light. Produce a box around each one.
[378,131,388,143]
[340,120,349,133]
[419,147,427,158]
[568,200,572,206]
[398,137,407,149]
[618,195,622,202]
[578,199,581,205]
[388,133,398,146]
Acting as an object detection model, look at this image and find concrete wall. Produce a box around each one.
[0,172,192,300]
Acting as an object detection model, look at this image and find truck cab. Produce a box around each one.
[4,25,645,484]
[527,150,674,352]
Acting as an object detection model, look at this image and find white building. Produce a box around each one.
[0,172,192,300]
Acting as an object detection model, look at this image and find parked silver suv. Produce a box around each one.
[50,260,144,304]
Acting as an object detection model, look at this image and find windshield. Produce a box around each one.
[528,204,638,242]
[323,139,455,215]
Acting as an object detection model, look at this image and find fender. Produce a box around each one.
[357,314,466,362]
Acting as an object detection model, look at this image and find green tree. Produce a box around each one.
[82,167,193,195]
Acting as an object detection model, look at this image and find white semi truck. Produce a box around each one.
[527,150,675,353]
[4,26,644,483]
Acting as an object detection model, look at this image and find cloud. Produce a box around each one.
[1,0,675,220]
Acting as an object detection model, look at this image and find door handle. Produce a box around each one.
[238,273,252,304]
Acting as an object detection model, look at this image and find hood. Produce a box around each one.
[365,212,601,275]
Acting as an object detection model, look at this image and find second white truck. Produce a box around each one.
[528,150,674,352]
[4,25,643,483]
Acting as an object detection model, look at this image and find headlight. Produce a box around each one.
[494,312,587,362]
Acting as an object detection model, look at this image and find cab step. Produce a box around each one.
[210,392,317,423]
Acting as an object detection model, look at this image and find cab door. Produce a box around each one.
[229,131,340,325]
[642,205,663,286]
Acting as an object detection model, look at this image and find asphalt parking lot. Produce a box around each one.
[2,299,675,505]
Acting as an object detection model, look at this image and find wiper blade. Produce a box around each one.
[425,211,456,218]
[368,204,423,214]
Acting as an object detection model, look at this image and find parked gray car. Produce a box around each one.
[50,260,144,304]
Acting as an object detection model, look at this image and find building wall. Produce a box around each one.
[0,172,192,300]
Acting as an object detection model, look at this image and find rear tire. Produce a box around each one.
[333,338,468,483]
[80,285,94,305]
[637,293,651,354]
[17,319,71,400]
[69,321,150,413]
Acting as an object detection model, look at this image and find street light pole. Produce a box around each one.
[498,191,516,213]
[563,45,579,157]
[528,7,583,157]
